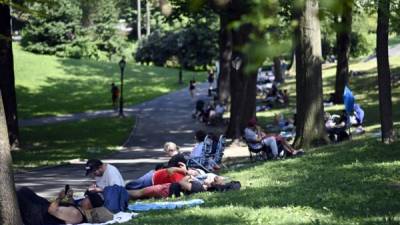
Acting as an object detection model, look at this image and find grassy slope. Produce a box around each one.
[128,138,400,225]
[14,44,204,119]
[12,117,134,169]
[123,58,400,225]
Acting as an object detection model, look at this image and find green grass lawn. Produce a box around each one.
[13,44,205,119]
[12,117,134,169]
[124,137,400,225]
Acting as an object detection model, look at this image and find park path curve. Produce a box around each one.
[14,83,247,198]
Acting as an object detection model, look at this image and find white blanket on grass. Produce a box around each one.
[75,212,138,225]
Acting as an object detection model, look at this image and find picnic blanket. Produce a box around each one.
[128,199,205,211]
[76,211,138,225]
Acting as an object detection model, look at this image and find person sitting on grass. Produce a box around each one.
[17,187,112,225]
[85,159,125,193]
[325,111,350,142]
[352,103,365,134]
[163,141,188,167]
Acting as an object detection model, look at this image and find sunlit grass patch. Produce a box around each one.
[13,43,205,118]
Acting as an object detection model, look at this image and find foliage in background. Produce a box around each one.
[19,0,130,60]
[20,0,81,55]
[135,24,218,69]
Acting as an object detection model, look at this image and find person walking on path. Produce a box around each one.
[207,70,215,89]
[189,80,196,99]
[111,83,120,111]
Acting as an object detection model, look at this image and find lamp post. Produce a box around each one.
[118,56,126,117]
[177,38,183,84]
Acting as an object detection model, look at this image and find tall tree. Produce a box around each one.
[376,0,394,143]
[293,0,328,148]
[0,91,22,225]
[333,0,353,104]
[0,2,19,147]
[273,57,284,83]
[146,0,151,36]
[80,0,96,27]
[216,9,232,104]
[225,1,257,139]
[0,6,22,221]
[137,0,142,40]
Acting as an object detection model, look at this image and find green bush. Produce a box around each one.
[21,0,81,55]
[135,25,218,69]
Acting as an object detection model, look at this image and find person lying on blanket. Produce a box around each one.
[127,176,206,199]
[125,163,200,190]
[16,187,113,225]
[128,175,241,199]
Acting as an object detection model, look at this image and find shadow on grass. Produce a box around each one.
[206,138,400,221]
[12,117,134,168]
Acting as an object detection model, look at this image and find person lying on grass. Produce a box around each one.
[128,175,241,199]
[125,163,199,190]
[17,187,113,225]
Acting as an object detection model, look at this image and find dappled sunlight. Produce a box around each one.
[14,44,205,118]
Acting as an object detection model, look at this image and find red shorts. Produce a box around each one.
[142,183,171,198]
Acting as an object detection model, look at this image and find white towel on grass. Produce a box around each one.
[75,212,138,225]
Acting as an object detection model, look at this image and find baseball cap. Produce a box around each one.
[85,159,103,176]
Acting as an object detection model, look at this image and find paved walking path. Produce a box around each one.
[15,83,248,198]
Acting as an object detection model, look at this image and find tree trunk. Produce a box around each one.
[226,23,257,139]
[80,0,95,27]
[376,0,394,144]
[0,91,22,225]
[0,3,19,147]
[293,0,328,148]
[137,0,142,40]
[333,0,353,104]
[273,57,283,83]
[217,12,232,104]
[146,0,151,36]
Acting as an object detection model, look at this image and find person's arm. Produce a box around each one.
[167,166,187,175]
[88,183,103,193]
[48,191,83,224]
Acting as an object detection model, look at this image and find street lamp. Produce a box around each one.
[118,56,126,117]
[177,38,183,84]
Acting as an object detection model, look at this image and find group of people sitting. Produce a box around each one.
[243,117,304,160]
[193,98,226,125]
[17,130,237,225]
[324,104,365,143]
[256,82,289,112]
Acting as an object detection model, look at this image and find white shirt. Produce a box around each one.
[190,142,204,158]
[95,164,125,189]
